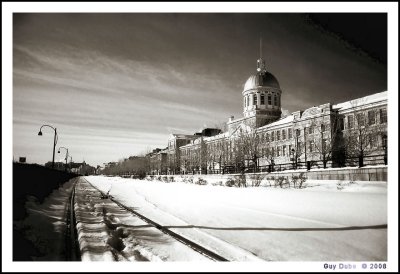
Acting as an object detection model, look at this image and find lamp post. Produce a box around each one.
[58,146,69,171]
[69,156,73,172]
[382,135,387,165]
[38,124,58,169]
[295,129,300,169]
[291,148,296,169]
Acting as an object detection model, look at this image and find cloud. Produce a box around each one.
[13,42,238,166]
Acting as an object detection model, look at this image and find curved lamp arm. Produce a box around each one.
[38,124,58,169]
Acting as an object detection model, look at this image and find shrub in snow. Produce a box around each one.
[235,174,247,188]
[187,177,194,184]
[298,172,307,189]
[291,174,299,188]
[148,175,154,181]
[162,176,169,183]
[250,174,265,187]
[225,178,235,187]
[275,176,289,188]
[136,171,146,180]
[169,176,175,182]
[212,181,223,186]
[265,176,274,187]
[337,180,356,190]
[157,176,162,181]
[283,177,290,188]
[195,178,208,185]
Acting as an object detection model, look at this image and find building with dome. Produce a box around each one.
[228,52,282,131]
[148,47,388,175]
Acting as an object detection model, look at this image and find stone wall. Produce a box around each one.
[171,166,387,182]
[263,166,387,182]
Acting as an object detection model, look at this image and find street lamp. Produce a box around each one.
[382,135,387,165]
[291,148,296,169]
[38,124,58,169]
[58,146,69,171]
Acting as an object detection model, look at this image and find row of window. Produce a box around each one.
[260,138,331,158]
[260,128,292,142]
[260,125,327,143]
[244,93,280,108]
[181,133,385,158]
[346,108,387,129]
[262,144,295,157]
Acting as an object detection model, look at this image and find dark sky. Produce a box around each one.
[13,13,387,166]
[307,13,387,64]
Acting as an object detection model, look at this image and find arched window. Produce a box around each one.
[260,94,265,105]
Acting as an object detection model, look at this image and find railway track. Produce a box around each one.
[81,177,228,262]
[65,179,81,261]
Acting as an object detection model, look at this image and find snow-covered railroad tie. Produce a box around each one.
[72,177,226,261]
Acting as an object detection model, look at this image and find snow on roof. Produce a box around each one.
[180,143,195,149]
[204,131,229,141]
[333,91,387,111]
[179,132,229,149]
[169,133,197,139]
[259,115,294,130]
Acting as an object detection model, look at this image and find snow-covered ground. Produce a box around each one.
[84,175,387,261]
[14,177,77,260]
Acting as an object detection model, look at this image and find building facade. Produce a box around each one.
[149,55,387,175]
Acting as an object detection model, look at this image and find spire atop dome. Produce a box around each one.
[256,37,266,73]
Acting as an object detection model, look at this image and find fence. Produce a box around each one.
[179,154,387,175]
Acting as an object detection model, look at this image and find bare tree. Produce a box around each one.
[344,110,386,166]
[167,152,179,175]
[339,98,387,167]
[308,115,342,168]
[292,128,305,169]
[233,123,263,173]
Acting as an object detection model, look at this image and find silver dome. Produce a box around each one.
[244,72,280,91]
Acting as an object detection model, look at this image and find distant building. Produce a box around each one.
[70,161,96,175]
[45,161,65,170]
[148,148,168,175]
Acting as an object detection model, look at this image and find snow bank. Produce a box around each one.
[74,178,210,261]
[13,178,77,260]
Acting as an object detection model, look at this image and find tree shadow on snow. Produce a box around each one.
[165,224,387,231]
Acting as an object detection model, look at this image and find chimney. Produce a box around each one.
[229,115,234,122]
